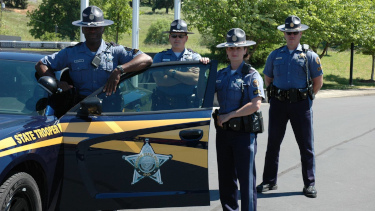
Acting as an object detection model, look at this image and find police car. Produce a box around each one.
[0,41,218,211]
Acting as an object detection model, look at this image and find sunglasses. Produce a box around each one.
[286,32,300,36]
[170,34,186,39]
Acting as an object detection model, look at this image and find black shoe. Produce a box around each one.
[303,186,317,198]
[256,182,278,193]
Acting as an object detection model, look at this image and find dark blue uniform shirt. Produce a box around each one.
[263,44,323,90]
[41,39,143,96]
[216,62,265,114]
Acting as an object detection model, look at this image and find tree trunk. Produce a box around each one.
[371,55,375,81]
[319,42,330,58]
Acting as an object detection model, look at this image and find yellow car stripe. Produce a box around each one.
[60,118,209,134]
[0,137,17,150]
[92,141,208,168]
[0,137,63,158]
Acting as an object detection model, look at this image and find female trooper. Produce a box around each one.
[214,28,265,211]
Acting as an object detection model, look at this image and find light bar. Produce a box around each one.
[0,41,78,49]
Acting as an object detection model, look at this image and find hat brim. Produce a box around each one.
[72,19,114,27]
[277,24,309,32]
[162,30,194,34]
[216,40,256,48]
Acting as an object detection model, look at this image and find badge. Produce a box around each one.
[89,14,94,20]
[290,23,294,27]
[177,24,181,29]
[299,53,306,58]
[235,78,244,87]
[232,35,237,42]
[123,139,172,185]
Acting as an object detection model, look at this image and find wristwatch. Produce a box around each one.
[117,65,125,74]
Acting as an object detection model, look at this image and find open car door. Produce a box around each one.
[57,61,217,210]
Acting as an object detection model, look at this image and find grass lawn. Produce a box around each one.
[1,3,374,90]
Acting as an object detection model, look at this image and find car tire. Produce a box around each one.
[0,172,42,211]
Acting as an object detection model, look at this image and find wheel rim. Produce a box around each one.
[6,187,35,211]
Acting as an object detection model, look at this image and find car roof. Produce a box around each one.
[0,51,52,62]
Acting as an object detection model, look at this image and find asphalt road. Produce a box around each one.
[127,94,375,211]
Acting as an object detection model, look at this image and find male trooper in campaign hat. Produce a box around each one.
[36,5,152,98]
[257,15,323,198]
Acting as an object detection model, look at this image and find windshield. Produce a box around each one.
[0,60,47,115]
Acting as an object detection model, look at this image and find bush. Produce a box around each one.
[144,19,170,45]
[4,0,28,9]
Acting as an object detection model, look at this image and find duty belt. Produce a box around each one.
[271,86,308,103]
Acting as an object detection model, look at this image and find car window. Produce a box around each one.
[97,62,211,113]
[0,60,47,115]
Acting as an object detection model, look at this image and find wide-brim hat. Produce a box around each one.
[163,19,194,34]
[72,5,114,27]
[277,15,308,32]
[216,28,256,48]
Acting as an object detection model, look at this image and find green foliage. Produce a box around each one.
[144,19,170,45]
[152,0,174,14]
[39,31,60,41]
[27,0,80,41]
[4,0,28,9]
[183,0,289,63]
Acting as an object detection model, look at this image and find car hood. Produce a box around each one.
[0,115,46,140]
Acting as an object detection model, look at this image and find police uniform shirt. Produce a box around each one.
[153,48,202,63]
[41,39,143,96]
[216,62,265,114]
[263,44,323,90]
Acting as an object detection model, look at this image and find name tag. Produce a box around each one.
[74,59,84,63]
[216,80,221,83]
[276,57,282,60]
[162,59,170,62]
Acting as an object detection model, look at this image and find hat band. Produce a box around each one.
[285,26,301,30]
[224,41,247,46]
[81,21,105,26]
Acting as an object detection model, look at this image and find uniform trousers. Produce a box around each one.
[262,97,315,187]
[216,127,257,211]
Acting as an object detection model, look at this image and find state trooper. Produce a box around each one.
[151,19,209,110]
[35,5,152,98]
[257,15,324,198]
[215,28,265,211]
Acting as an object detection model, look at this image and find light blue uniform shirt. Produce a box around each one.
[216,62,265,114]
[41,39,143,96]
[153,48,201,63]
[263,44,323,90]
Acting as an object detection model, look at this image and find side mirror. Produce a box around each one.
[38,76,58,95]
[78,97,102,117]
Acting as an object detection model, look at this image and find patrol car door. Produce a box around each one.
[57,61,217,211]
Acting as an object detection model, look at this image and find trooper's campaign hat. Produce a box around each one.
[163,19,194,34]
[72,6,114,27]
[277,15,309,32]
[216,28,256,48]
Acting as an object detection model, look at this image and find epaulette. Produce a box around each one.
[241,63,255,75]
[125,46,139,54]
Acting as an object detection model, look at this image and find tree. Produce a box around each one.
[27,0,80,41]
[152,0,174,14]
[183,0,292,64]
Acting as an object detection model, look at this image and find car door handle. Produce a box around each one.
[179,129,203,142]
